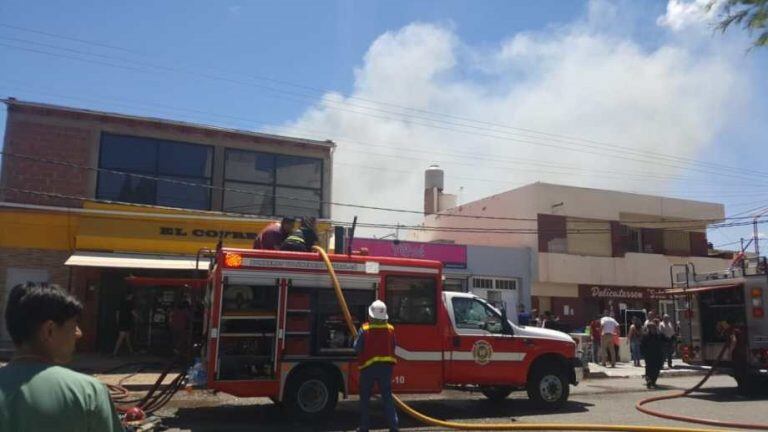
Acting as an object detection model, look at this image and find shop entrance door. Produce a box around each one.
[97,272,130,353]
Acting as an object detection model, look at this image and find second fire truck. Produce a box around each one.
[670,258,768,394]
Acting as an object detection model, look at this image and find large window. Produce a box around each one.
[385,276,437,324]
[96,134,213,210]
[223,149,323,217]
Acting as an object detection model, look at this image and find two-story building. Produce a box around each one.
[0,98,334,353]
[413,181,732,331]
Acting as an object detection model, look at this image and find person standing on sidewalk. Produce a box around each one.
[112,292,136,357]
[354,300,398,432]
[659,315,676,368]
[628,317,642,367]
[0,283,123,431]
[640,320,665,389]
[600,311,619,368]
[588,316,602,364]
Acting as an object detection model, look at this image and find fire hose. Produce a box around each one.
[314,245,760,432]
[636,335,768,430]
[104,358,188,415]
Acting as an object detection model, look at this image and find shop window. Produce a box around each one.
[627,227,642,253]
[275,187,321,218]
[222,182,274,216]
[276,155,322,189]
[663,230,691,256]
[494,279,517,290]
[385,276,436,324]
[223,149,323,218]
[471,278,493,289]
[451,297,503,334]
[97,133,213,210]
[566,218,612,257]
[224,149,275,183]
[471,277,517,290]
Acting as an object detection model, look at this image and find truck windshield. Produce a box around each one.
[452,297,504,334]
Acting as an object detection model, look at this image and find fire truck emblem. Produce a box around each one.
[472,340,493,365]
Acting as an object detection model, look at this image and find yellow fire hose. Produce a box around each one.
[312,246,725,432]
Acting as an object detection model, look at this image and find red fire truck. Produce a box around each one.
[670,259,768,394]
[199,247,584,417]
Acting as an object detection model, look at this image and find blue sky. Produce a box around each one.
[1,0,767,248]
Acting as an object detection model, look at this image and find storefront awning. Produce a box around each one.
[666,283,741,295]
[65,251,208,270]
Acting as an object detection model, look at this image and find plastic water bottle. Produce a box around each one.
[187,358,206,387]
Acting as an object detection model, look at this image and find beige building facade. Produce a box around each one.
[413,182,732,330]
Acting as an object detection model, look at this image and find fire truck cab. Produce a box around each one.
[670,259,768,394]
[201,248,584,417]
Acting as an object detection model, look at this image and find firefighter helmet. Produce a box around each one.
[368,300,388,320]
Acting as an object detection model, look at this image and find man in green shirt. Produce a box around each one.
[0,282,124,431]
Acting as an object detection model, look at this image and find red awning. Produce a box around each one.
[124,276,208,289]
[666,283,742,295]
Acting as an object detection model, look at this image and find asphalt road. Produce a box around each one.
[154,375,768,431]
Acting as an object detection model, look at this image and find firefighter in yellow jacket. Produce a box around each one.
[353,300,398,432]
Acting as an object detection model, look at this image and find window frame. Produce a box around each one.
[384,275,438,325]
[96,133,214,210]
[222,148,324,217]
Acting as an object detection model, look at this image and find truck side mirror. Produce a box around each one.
[500,308,514,335]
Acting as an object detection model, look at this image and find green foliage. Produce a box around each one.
[713,0,768,47]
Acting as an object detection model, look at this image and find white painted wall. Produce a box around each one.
[538,252,731,288]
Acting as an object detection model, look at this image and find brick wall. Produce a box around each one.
[1,117,94,207]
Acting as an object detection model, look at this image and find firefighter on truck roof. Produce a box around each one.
[353,300,399,432]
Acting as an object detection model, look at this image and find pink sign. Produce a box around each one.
[351,238,467,269]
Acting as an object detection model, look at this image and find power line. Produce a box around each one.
[3,23,767,181]
[6,186,768,236]
[0,150,762,228]
[1,34,767,186]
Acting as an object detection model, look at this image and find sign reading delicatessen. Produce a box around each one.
[578,285,673,301]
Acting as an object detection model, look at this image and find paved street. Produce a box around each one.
[153,375,768,431]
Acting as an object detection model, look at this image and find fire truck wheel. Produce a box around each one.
[479,385,513,402]
[526,365,569,409]
[284,368,339,418]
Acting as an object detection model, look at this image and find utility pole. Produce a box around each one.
[754,208,768,258]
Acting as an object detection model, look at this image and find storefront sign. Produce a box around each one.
[351,238,467,269]
[71,202,329,255]
[159,227,258,240]
[579,285,672,301]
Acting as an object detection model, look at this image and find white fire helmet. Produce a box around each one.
[368,300,388,320]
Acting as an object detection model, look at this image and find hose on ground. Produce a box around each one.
[102,358,187,415]
[636,336,768,430]
[312,245,728,432]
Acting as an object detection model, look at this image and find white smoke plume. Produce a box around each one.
[275,1,753,235]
